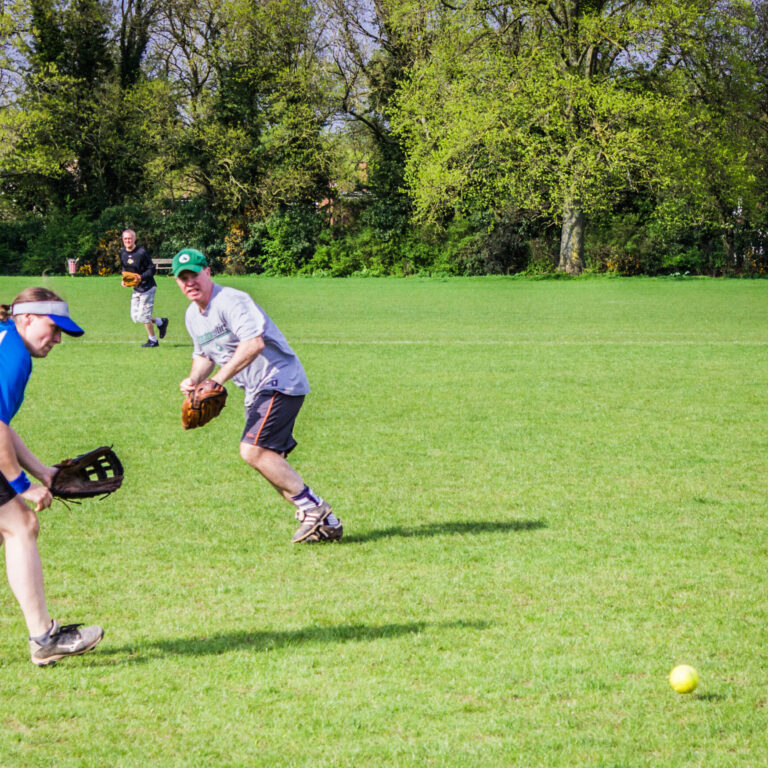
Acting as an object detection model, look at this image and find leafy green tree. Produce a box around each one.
[148,0,331,224]
[118,0,156,87]
[0,0,179,216]
[2,0,115,212]
[322,0,425,237]
[653,0,766,271]
[0,0,20,106]
[390,0,762,274]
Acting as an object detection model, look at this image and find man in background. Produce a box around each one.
[120,229,169,347]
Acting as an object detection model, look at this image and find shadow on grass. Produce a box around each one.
[97,619,489,666]
[695,692,726,702]
[342,519,546,545]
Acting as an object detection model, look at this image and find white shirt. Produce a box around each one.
[185,284,310,405]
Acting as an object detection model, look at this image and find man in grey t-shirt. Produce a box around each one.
[172,248,342,543]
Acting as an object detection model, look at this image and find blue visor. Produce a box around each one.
[49,314,85,337]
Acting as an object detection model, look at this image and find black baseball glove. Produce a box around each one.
[51,446,124,500]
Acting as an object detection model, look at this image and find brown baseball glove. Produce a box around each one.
[182,379,228,429]
[121,270,141,288]
[51,446,124,501]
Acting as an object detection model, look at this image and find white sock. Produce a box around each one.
[326,513,340,526]
[30,621,55,644]
[148,335,158,342]
[291,485,322,512]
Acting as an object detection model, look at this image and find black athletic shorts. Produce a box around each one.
[0,470,17,506]
[241,390,305,456]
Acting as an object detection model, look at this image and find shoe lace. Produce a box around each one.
[53,623,83,639]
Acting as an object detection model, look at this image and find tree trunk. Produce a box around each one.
[721,231,739,272]
[558,204,585,275]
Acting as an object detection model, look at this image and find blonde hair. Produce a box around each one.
[0,287,63,323]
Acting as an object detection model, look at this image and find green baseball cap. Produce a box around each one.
[172,248,208,276]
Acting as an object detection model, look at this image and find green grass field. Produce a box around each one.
[1,275,766,767]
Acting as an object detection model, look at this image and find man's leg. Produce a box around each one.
[240,442,340,542]
[135,289,159,346]
[240,391,342,542]
[239,443,304,501]
[152,317,169,338]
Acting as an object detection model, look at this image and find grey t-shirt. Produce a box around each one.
[185,283,310,405]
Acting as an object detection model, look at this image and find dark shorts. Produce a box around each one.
[241,390,305,456]
[0,470,16,506]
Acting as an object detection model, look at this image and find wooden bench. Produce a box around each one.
[153,258,174,273]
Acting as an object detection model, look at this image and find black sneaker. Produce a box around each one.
[141,339,159,347]
[29,621,104,666]
[158,318,169,339]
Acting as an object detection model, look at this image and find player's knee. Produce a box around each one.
[23,512,40,540]
[0,500,40,540]
[17,507,40,540]
[239,442,266,469]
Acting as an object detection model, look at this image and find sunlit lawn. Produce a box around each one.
[0,274,766,767]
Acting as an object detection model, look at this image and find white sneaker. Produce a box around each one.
[305,518,343,542]
[29,621,104,666]
[292,501,333,543]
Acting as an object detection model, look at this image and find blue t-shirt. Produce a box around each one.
[0,320,32,425]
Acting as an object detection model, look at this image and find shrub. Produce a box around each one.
[585,211,662,275]
[151,198,225,270]
[522,238,558,275]
[247,205,324,275]
[0,218,44,275]
[25,210,97,275]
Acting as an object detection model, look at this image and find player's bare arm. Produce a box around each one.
[9,427,55,486]
[210,336,264,386]
[180,355,216,394]
[0,421,23,481]
[0,422,52,511]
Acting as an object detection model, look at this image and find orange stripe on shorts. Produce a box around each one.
[251,392,276,445]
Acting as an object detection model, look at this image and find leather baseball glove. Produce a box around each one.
[121,271,141,288]
[51,446,124,500]
[182,379,228,429]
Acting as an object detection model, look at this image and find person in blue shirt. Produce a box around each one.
[0,286,104,666]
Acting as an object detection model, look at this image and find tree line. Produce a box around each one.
[1,0,766,276]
